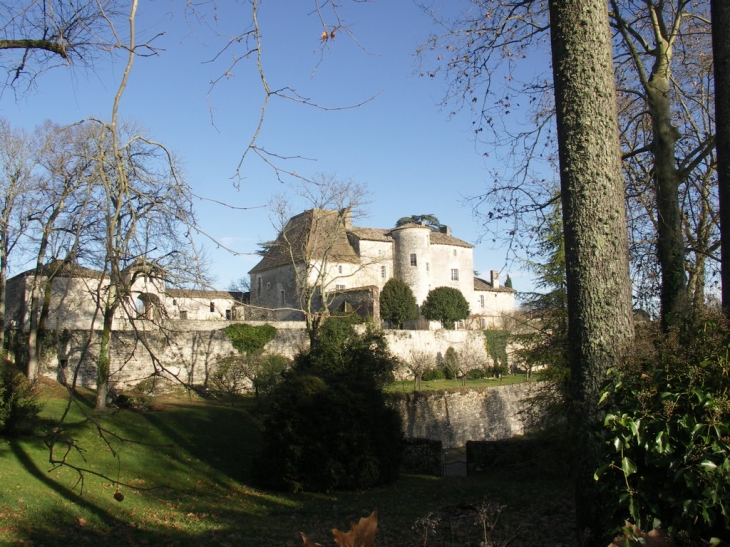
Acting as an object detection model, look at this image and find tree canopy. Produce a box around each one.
[420,286,470,329]
[379,278,418,328]
[395,214,444,231]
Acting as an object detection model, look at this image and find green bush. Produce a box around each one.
[467,368,486,379]
[596,312,730,542]
[0,360,41,436]
[422,368,445,381]
[255,317,403,492]
[223,323,276,355]
[380,278,418,328]
[421,287,470,329]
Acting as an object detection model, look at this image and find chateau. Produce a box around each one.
[249,209,515,328]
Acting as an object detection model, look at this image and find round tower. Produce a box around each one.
[390,224,432,305]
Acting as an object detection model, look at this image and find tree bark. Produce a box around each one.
[548,0,635,545]
[712,0,730,314]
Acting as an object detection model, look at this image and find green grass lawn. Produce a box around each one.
[386,374,533,393]
[0,380,572,547]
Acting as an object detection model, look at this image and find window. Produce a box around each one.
[179,310,188,320]
[257,277,262,296]
[338,265,343,274]
[210,302,215,312]
[410,253,417,266]
[225,309,231,320]
[451,268,459,281]
[453,249,457,256]
[266,282,271,290]
[172,298,177,306]
[336,284,346,290]
[426,262,430,272]
[480,295,485,308]
[280,290,285,305]
[381,265,387,279]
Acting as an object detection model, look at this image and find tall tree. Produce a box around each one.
[380,277,418,329]
[611,0,713,326]
[713,0,730,313]
[419,1,716,322]
[549,0,635,545]
[0,119,35,355]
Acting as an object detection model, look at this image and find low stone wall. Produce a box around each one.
[389,382,534,449]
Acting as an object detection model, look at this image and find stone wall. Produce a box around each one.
[28,321,496,389]
[389,382,534,448]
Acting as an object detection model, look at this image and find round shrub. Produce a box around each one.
[421,286,470,329]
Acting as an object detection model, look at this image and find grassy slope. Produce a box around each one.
[0,380,573,547]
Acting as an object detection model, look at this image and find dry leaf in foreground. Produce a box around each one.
[300,509,378,547]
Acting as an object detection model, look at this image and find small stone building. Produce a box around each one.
[5,259,247,331]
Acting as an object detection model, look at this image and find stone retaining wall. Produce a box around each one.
[389,383,534,448]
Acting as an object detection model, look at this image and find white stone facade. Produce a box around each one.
[249,209,516,327]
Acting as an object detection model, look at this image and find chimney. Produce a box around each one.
[490,270,500,289]
[340,207,353,228]
[439,225,451,236]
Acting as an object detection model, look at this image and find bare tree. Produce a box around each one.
[419,1,716,324]
[404,349,437,390]
[611,0,714,326]
[24,120,100,379]
[0,0,126,92]
[0,118,36,354]
[261,174,371,347]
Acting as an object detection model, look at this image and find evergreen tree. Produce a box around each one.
[395,214,444,231]
[514,202,570,427]
[421,287,470,329]
[380,278,418,328]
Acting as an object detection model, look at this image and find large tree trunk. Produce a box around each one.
[548,1,635,545]
[646,38,687,328]
[713,0,730,313]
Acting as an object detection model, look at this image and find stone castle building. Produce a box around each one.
[249,209,515,327]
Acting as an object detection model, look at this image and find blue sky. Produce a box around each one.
[2,0,539,293]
